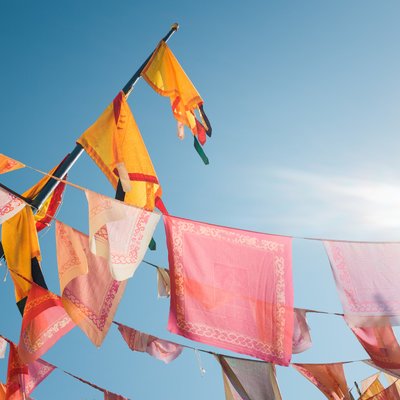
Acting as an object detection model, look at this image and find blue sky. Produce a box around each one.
[1,1,400,398]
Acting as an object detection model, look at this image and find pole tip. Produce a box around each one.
[171,23,179,31]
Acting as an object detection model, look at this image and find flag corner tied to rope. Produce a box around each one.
[6,342,55,400]
[85,189,160,281]
[18,283,75,364]
[141,40,212,164]
[292,308,312,354]
[77,91,163,210]
[0,154,25,174]
[55,220,127,347]
[292,362,351,400]
[117,323,183,364]
[164,215,293,366]
[323,240,400,325]
[217,355,282,400]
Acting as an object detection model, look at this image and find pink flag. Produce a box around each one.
[292,362,351,400]
[217,355,282,400]
[349,322,400,369]
[117,323,183,364]
[5,343,55,400]
[0,338,7,359]
[292,309,312,354]
[18,284,75,363]
[324,241,400,325]
[164,215,293,365]
[55,221,127,346]
[0,187,25,225]
[86,190,160,281]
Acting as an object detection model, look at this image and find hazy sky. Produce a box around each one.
[1,1,400,399]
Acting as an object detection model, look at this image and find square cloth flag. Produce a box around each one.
[164,215,293,365]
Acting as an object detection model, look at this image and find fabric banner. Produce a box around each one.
[77,91,162,210]
[366,382,400,400]
[359,376,385,400]
[348,321,400,369]
[360,373,380,394]
[117,323,183,364]
[2,207,43,304]
[324,241,400,324]
[0,338,7,359]
[142,41,211,145]
[55,221,127,346]
[217,355,282,400]
[292,309,312,354]
[292,362,351,400]
[86,190,160,281]
[0,187,25,225]
[157,267,170,298]
[164,215,293,365]
[0,154,25,174]
[5,343,55,400]
[18,284,74,363]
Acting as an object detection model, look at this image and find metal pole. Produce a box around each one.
[30,23,179,211]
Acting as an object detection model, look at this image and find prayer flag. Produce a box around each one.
[142,41,211,145]
[117,323,183,364]
[292,309,312,354]
[217,355,282,400]
[55,221,127,346]
[2,207,45,308]
[360,373,380,394]
[86,190,160,281]
[348,321,400,369]
[164,215,293,365]
[0,338,7,359]
[0,187,25,225]
[0,154,24,174]
[366,382,400,400]
[324,241,400,325]
[18,284,74,363]
[157,267,170,298]
[5,343,55,400]
[77,92,162,210]
[292,362,351,400]
[359,376,385,400]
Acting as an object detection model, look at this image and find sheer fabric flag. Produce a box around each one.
[292,363,350,400]
[360,373,380,394]
[117,323,183,364]
[292,309,312,354]
[142,41,211,145]
[0,154,25,174]
[217,355,282,400]
[157,267,170,298]
[86,190,160,281]
[5,343,55,400]
[324,241,400,325]
[0,187,25,224]
[383,373,400,395]
[364,360,400,380]
[2,207,43,305]
[367,382,400,400]
[77,91,162,210]
[348,321,400,369]
[359,377,385,400]
[18,284,74,363]
[164,215,293,365]
[55,221,127,346]
[0,338,7,359]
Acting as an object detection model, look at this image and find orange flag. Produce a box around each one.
[142,41,211,146]
[0,154,25,174]
[77,92,162,210]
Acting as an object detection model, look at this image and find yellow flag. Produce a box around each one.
[0,154,25,174]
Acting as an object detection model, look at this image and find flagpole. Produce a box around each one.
[30,23,179,211]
